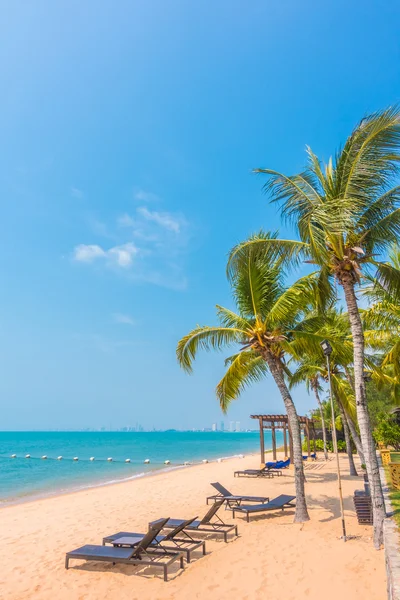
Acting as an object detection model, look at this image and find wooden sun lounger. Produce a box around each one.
[103,517,206,563]
[227,494,296,522]
[65,517,184,581]
[149,499,238,543]
[206,482,269,506]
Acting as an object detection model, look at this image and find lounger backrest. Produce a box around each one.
[211,482,232,497]
[269,494,296,507]
[131,517,170,557]
[199,499,224,524]
[163,517,198,540]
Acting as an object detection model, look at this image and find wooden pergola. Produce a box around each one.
[250,414,317,465]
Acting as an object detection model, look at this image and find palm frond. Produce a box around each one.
[176,326,245,373]
[216,351,268,413]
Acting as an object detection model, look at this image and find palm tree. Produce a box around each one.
[228,107,400,547]
[363,246,400,397]
[289,359,328,460]
[177,256,323,523]
[291,358,358,475]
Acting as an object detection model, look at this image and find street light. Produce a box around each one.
[320,339,347,542]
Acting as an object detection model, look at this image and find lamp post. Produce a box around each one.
[320,339,347,542]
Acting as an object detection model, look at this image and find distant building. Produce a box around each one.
[220,421,225,432]
[235,421,241,432]
[229,421,235,432]
[212,423,217,432]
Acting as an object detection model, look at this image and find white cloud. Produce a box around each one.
[137,206,182,233]
[134,189,159,202]
[73,242,138,268]
[71,187,84,199]
[112,313,135,326]
[108,243,137,267]
[73,244,105,262]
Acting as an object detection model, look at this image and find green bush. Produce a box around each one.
[302,438,348,453]
[373,412,400,450]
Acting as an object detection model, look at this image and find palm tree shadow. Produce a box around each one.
[306,493,356,522]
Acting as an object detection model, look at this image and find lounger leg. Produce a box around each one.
[180,556,184,569]
[186,550,191,563]
[202,542,206,555]
[247,513,250,523]
[164,565,168,582]
[235,525,238,536]
[65,557,69,570]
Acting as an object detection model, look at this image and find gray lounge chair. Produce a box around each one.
[103,517,206,563]
[234,465,280,478]
[65,517,184,581]
[206,482,269,506]
[228,494,296,522]
[149,499,238,543]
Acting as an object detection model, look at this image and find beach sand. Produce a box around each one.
[0,453,385,600]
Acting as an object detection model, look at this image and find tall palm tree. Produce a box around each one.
[228,107,400,546]
[177,257,322,523]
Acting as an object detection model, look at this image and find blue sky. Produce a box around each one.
[1,0,399,430]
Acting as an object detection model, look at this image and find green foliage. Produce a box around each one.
[302,438,348,453]
[373,412,400,450]
[366,380,398,429]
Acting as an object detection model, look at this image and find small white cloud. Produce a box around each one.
[71,187,84,199]
[73,242,138,268]
[134,189,159,202]
[137,206,182,233]
[73,244,105,262]
[112,313,135,326]
[108,243,137,267]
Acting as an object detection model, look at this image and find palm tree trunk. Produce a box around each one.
[312,383,328,460]
[343,367,366,464]
[345,411,365,465]
[336,398,358,476]
[264,352,310,522]
[342,278,386,548]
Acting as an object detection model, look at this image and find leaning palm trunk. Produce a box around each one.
[336,398,358,476]
[312,383,328,461]
[264,352,309,522]
[342,367,366,463]
[345,411,365,466]
[342,278,386,547]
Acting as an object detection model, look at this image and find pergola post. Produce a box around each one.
[259,417,265,467]
[271,423,277,460]
[283,424,288,460]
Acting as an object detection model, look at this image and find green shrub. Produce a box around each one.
[302,438,348,453]
[373,412,400,450]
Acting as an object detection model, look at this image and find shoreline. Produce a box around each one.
[0,449,260,509]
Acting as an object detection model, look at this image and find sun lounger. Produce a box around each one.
[206,482,269,506]
[66,517,184,581]
[227,494,296,522]
[234,459,290,478]
[103,517,206,563]
[149,499,238,543]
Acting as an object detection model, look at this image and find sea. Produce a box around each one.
[0,431,281,506]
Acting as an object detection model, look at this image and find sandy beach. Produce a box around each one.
[0,452,385,600]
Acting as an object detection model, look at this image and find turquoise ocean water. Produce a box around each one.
[0,431,281,505]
